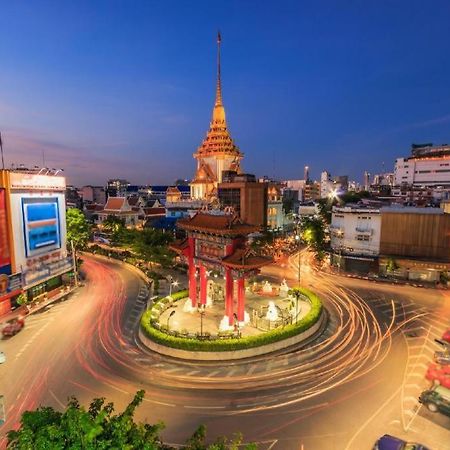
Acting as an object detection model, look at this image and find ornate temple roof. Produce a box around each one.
[177,212,259,236]
[222,247,272,270]
[193,32,243,162]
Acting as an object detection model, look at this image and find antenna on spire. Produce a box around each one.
[216,30,222,106]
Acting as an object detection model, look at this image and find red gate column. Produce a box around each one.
[237,276,245,322]
[225,268,234,325]
[188,237,197,307]
[189,265,197,307]
[199,265,207,306]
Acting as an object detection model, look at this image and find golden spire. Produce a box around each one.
[212,30,226,123]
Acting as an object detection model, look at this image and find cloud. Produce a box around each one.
[1,127,144,186]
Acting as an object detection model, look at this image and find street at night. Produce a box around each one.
[1,254,449,449]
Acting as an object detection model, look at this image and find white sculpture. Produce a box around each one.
[262,281,273,294]
[265,301,279,321]
[279,279,289,295]
[219,316,234,331]
[183,298,197,313]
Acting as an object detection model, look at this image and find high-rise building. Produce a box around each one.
[190,33,243,200]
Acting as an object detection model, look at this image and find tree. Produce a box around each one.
[66,208,90,251]
[7,391,257,449]
[299,216,326,252]
[102,215,125,235]
[386,257,399,272]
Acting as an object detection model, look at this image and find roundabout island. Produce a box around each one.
[139,212,325,360]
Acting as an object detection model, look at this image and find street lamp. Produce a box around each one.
[167,310,176,331]
[233,313,241,338]
[198,304,206,337]
[293,290,300,324]
[295,234,301,285]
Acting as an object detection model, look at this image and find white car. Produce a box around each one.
[0,351,6,364]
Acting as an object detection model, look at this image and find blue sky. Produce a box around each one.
[1,0,450,186]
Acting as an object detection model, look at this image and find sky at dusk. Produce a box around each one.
[1,0,450,187]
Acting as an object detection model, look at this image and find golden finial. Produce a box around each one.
[216,30,222,106]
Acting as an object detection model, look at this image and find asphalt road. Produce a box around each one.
[1,254,449,449]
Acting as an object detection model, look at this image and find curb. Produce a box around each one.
[138,309,326,361]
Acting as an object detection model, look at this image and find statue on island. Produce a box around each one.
[265,301,279,321]
[279,279,289,295]
[262,280,273,294]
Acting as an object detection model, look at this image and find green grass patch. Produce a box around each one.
[140,288,323,352]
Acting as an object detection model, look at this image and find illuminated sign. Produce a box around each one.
[9,172,66,191]
[22,198,61,257]
[0,189,11,275]
[0,272,21,297]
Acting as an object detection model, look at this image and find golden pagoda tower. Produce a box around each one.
[190,32,243,200]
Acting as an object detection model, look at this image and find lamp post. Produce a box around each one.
[233,313,241,338]
[198,304,205,337]
[295,234,301,285]
[167,310,176,331]
[294,290,300,324]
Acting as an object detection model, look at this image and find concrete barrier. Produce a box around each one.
[138,309,327,361]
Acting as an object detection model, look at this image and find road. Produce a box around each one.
[0,253,449,449]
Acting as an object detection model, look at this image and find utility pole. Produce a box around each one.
[71,240,79,287]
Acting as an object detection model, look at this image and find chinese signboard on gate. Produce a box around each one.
[0,189,11,275]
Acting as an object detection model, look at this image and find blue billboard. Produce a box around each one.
[21,198,61,257]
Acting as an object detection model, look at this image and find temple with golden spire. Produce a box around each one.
[190,32,244,200]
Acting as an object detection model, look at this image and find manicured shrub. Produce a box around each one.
[140,287,323,352]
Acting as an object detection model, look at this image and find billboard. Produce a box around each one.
[21,197,61,257]
[9,189,68,287]
[0,189,11,275]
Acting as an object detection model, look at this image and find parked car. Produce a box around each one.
[426,363,450,388]
[1,317,24,337]
[442,328,450,344]
[373,434,429,450]
[419,385,450,417]
[434,350,450,365]
[0,351,5,364]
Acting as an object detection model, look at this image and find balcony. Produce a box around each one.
[355,227,373,235]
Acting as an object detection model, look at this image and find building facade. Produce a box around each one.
[394,143,450,187]
[218,172,267,228]
[0,169,73,316]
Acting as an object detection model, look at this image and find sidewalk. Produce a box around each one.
[325,267,448,290]
[0,284,79,324]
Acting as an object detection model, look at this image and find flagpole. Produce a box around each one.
[0,132,4,170]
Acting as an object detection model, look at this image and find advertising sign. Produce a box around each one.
[9,172,65,191]
[0,272,22,297]
[0,189,11,275]
[21,197,61,257]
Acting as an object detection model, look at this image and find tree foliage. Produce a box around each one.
[66,208,90,251]
[7,391,257,450]
[299,216,326,252]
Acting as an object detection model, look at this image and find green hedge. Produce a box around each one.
[140,287,323,352]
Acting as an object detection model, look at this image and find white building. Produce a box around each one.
[330,206,381,257]
[320,171,333,198]
[394,144,450,187]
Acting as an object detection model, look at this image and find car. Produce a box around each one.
[434,350,450,365]
[0,351,5,364]
[1,317,25,337]
[373,434,429,450]
[419,385,450,417]
[426,363,450,388]
[442,328,450,344]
